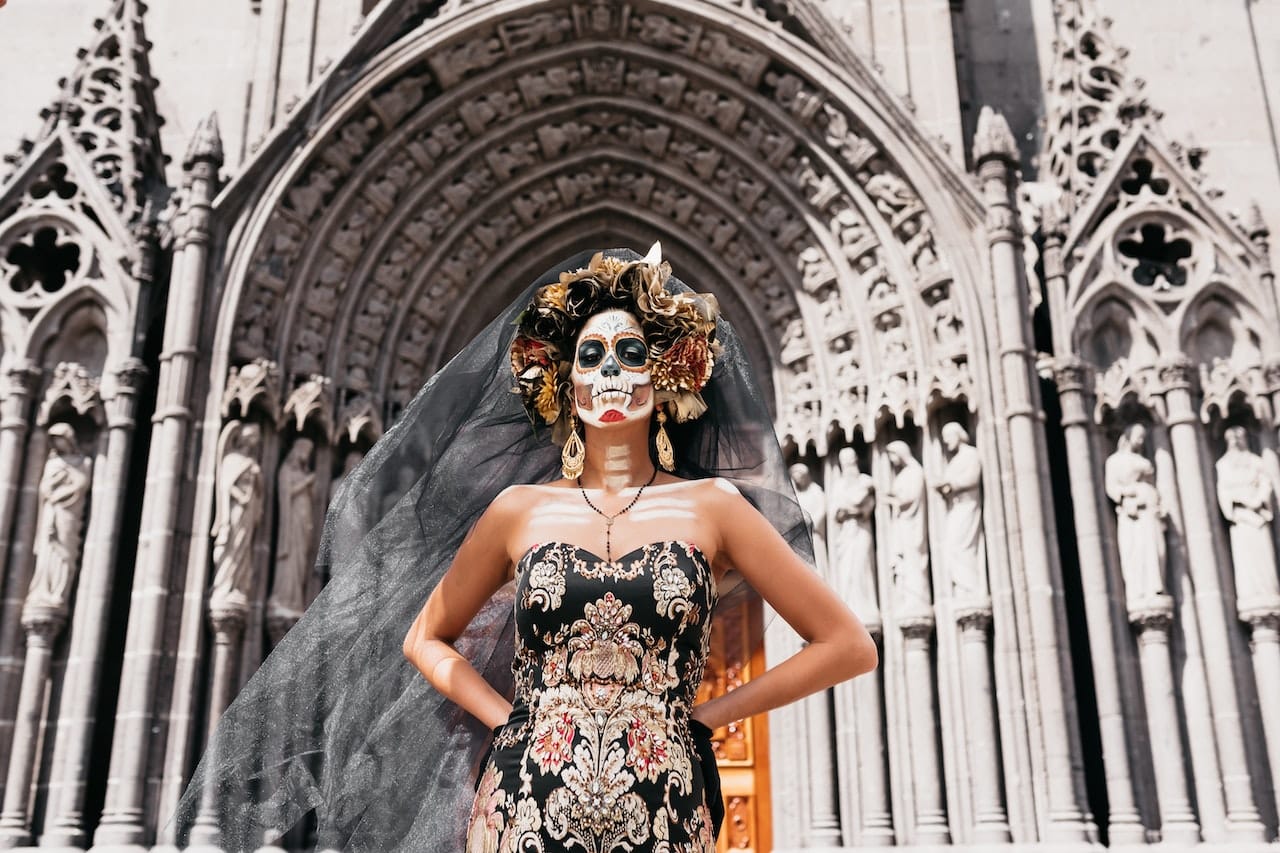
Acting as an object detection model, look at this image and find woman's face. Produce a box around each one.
[571,309,654,429]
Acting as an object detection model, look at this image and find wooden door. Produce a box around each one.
[698,597,771,852]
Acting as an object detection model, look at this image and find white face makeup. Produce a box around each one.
[572,309,654,429]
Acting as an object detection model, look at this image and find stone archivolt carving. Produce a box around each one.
[229,4,977,454]
[283,375,333,441]
[1104,423,1168,612]
[209,420,265,614]
[1215,426,1280,609]
[22,422,93,624]
[221,358,281,422]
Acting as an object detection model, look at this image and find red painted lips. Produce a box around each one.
[600,409,625,423]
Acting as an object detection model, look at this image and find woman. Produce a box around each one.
[405,248,875,849]
[171,246,876,851]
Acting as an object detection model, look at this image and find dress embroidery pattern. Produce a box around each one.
[466,539,718,852]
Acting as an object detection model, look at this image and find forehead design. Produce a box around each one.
[578,309,643,341]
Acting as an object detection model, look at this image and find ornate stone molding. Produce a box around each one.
[221,359,281,423]
[1127,594,1175,632]
[37,361,102,426]
[283,374,333,440]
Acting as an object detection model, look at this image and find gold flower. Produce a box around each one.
[535,371,561,423]
[651,334,714,392]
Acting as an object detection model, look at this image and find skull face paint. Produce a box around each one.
[572,309,654,428]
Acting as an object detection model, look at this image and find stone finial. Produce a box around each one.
[183,112,225,171]
[972,106,1018,167]
[1245,203,1270,248]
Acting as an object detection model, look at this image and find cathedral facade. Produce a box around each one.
[0,0,1278,850]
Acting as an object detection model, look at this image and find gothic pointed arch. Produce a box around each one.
[212,0,993,458]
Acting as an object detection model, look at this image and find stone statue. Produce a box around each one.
[885,440,931,616]
[934,422,987,605]
[790,461,828,575]
[1104,423,1167,609]
[830,445,877,610]
[329,448,364,506]
[210,421,264,612]
[268,437,318,623]
[23,423,93,619]
[1215,426,1280,605]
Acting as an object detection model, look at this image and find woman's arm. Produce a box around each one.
[692,479,878,731]
[402,485,524,730]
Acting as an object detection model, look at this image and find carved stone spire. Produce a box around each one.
[1040,0,1158,209]
[3,0,167,222]
[183,112,224,173]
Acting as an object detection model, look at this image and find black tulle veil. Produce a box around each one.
[169,248,814,851]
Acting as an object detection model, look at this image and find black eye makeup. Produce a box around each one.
[577,339,605,368]
[615,336,648,368]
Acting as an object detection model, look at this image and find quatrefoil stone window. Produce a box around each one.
[1118,222,1192,291]
[4,226,82,293]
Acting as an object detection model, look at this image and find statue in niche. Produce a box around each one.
[1216,426,1280,605]
[210,421,265,612]
[790,461,828,575]
[1104,423,1168,609]
[23,423,93,618]
[269,437,318,623]
[933,422,987,605]
[885,440,931,616]
[830,446,877,610]
[330,448,364,507]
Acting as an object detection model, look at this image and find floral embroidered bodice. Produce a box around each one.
[467,538,720,853]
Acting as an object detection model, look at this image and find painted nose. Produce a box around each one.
[601,352,621,377]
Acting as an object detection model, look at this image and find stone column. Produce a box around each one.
[802,686,841,845]
[187,605,247,848]
[0,360,41,568]
[40,360,148,847]
[1128,597,1200,843]
[973,106,1093,839]
[901,615,949,844]
[97,114,224,846]
[1240,605,1280,820]
[0,614,62,846]
[0,361,41,795]
[1045,234,1144,845]
[956,607,1011,843]
[836,622,893,846]
[1159,360,1265,838]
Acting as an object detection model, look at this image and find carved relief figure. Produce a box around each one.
[934,422,987,605]
[831,446,877,609]
[269,437,318,621]
[210,421,265,611]
[1216,426,1280,605]
[1104,423,1167,609]
[790,461,828,575]
[885,440,931,615]
[330,448,364,506]
[23,423,93,616]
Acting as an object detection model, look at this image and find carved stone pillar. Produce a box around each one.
[98,115,223,846]
[0,361,41,795]
[835,623,893,846]
[1048,360,1146,842]
[802,687,841,845]
[901,615,949,844]
[187,605,248,848]
[1159,360,1266,838]
[0,360,41,570]
[956,606,1011,843]
[974,106,1093,840]
[1128,597,1200,843]
[1240,605,1280,820]
[40,359,148,847]
[0,615,62,847]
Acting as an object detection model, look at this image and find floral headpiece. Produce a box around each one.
[510,244,722,443]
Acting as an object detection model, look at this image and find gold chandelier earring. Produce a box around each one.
[561,414,586,480]
[655,406,676,472]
